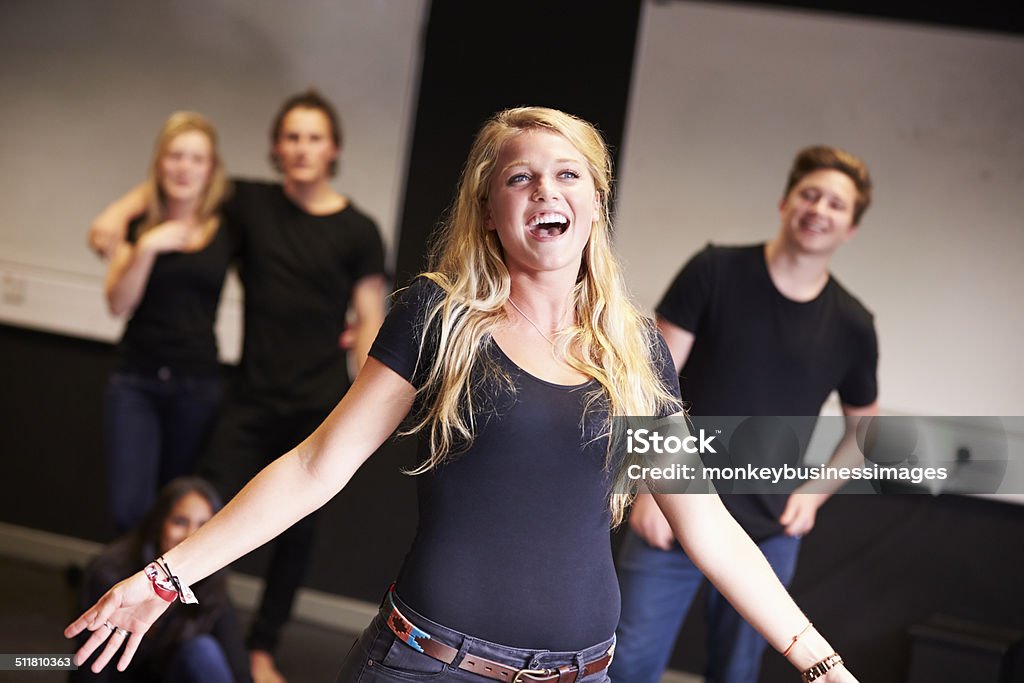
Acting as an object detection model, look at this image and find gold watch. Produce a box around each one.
[801,653,844,681]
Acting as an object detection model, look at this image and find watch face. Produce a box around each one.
[802,654,842,682]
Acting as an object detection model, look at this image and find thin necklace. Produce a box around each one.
[507,297,564,346]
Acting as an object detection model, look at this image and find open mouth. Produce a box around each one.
[528,212,570,238]
[799,217,829,234]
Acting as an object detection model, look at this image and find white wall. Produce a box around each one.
[0,0,427,357]
[615,1,1024,416]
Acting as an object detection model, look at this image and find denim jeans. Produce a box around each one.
[611,529,801,683]
[104,370,222,532]
[336,590,614,682]
[164,634,234,683]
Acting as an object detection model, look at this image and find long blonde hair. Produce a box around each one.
[139,111,228,236]
[403,107,680,525]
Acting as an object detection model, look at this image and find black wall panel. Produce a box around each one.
[394,0,644,287]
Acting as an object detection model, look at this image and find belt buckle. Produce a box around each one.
[512,668,552,682]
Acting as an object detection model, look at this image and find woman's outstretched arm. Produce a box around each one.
[654,490,857,682]
[65,358,416,673]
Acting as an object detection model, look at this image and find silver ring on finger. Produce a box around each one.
[114,626,129,637]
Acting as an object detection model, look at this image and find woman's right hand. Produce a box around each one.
[137,220,193,254]
[64,570,173,674]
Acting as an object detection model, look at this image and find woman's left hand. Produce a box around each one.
[64,570,173,673]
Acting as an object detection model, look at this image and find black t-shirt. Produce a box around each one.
[223,180,386,410]
[116,217,235,377]
[656,243,878,539]
[369,278,681,650]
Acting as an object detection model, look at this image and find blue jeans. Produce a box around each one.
[164,634,234,683]
[611,529,801,683]
[104,370,221,532]
[337,589,614,682]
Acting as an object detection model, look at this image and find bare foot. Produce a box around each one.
[250,649,287,683]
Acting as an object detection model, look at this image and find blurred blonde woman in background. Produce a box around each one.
[102,111,234,533]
